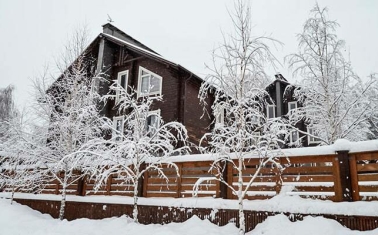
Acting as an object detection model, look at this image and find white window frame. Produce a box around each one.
[146,109,161,135]
[112,116,124,141]
[215,106,225,125]
[267,105,275,119]
[137,66,163,97]
[115,70,129,103]
[307,127,321,144]
[288,101,297,113]
[91,77,100,94]
[290,130,299,144]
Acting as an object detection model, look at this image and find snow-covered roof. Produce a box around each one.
[100,33,205,83]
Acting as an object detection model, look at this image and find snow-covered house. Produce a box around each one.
[60,23,213,152]
[51,23,317,151]
[265,74,318,147]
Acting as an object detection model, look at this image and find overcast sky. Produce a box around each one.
[1,0,378,109]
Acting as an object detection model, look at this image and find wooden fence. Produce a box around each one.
[25,149,377,202]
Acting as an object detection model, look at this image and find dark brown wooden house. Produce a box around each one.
[265,74,318,147]
[79,23,213,152]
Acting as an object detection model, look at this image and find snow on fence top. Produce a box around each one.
[168,139,378,163]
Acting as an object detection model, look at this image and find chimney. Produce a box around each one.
[102,23,115,35]
[274,73,287,82]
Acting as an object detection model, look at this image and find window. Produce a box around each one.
[307,127,320,144]
[288,101,297,113]
[115,70,129,103]
[215,106,225,125]
[251,131,260,146]
[91,77,100,94]
[145,110,160,136]
[267,105,275,119]
[250,115,260,125]
[112,116,124,141]
[290,130,299,144]
[138,66,162,97]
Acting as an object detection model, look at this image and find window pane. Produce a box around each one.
[292,131,298,142]
[251,115,259,124]
[116,120,122,132]
[146,114,159,134]
[141,75,150,93]
[121,74,127,89]
[268,106,275,119]
[150,76,160,93]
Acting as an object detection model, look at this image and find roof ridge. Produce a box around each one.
[101,23,160,55]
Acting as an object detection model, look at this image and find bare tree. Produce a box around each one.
[198,1,286,234]
[0,85,18,139]
[0,110,46,204]
[286,3,378,144]
[55,25,91,73]
[25,26,110,220]
[77,82,189,223]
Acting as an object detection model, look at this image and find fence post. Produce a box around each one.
[143,169,149,197]
[177,163,183,198]
[226,161,234,199]
[137,164,146,197]
[348,154,360,201]
[106,174,112,195]
[219,162,228,199]
[275,168,283,195]
[335,150,353,201]
[76,171,85,196]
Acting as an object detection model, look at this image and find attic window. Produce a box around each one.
[115,70,128,104]
[138,66,162,97]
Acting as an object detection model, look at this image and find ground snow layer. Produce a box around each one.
[1,198,378,235]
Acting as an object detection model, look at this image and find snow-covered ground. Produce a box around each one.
[0,198,377,235]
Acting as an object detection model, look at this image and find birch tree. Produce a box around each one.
[0,85,17,139]
[286,3,378,144]
[0,109,47,204]
[32,54,109,220]
[198,1,286,234]
[79,83,189,223]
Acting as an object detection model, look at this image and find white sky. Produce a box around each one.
[1,0,377,109]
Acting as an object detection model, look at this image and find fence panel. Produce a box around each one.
[351,152,378,201]
[280,155,337,200]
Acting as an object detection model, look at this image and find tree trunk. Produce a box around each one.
[238,196,245,235]
[238,159,245,235]
[10,185,15,205]
[133,179,139,223]
[59,180,67,220]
